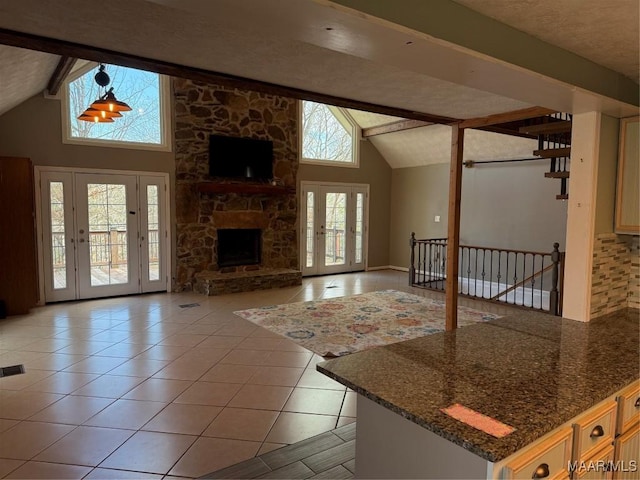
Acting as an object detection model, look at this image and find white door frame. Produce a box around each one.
[300,180,370,276]
[34,166,172,304]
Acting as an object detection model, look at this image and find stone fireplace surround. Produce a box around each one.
[174,78,302,295]
[191,210,301,296]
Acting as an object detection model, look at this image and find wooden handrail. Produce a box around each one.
[414,239,551,257]
[489,263,554,301]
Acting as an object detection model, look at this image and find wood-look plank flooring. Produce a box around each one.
[201,422,356,479]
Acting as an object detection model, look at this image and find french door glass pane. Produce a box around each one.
[355,193,363,264]
[50,182,67,289]
[325,193,346,266]
[306,191,314,268]
[147,185,160,281]
[87,183,128,286]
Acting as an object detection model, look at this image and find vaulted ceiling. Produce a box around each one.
[0,0,637,168]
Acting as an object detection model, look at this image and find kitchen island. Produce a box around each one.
[318,308,639,479]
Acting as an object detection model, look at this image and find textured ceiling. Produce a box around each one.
[0,45,59,116]
[369,125,538,168]
[454,0,640,83]
[0,0,636,169]
[0,0,534,120]
[348,110,404,129]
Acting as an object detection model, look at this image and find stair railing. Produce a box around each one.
[409,233,564,315]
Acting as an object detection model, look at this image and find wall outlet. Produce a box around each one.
[434,215,441,222]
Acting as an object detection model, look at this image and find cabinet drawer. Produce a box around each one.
[572,401,616,463]
[576,445,614,480]
[616,381,640,435]
[503,427,572,480]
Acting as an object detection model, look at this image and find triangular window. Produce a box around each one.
[301,100,359,166]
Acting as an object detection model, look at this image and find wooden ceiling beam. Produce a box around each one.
[46,55,77,95]
[0,28,458,125]
[476,125,537,139]
[457,106,557,129]
[362,119,433,137]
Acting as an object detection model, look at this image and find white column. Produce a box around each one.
[562,112,601,321]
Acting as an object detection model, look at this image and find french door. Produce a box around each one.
[301,182,368,276]
[39,169,168,302]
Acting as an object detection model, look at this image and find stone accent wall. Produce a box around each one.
[629,236,640,309]
[173,78,299,291]
[590,233,636,318]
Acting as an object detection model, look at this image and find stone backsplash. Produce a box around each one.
[590,233,637,318]
[173,78,299,291]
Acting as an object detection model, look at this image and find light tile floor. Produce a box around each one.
[0,270,515,479]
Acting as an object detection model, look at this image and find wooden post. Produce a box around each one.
[409,232,416,286]
[446,124,464,331]
[110,229,118,266]
[550,242,561,316]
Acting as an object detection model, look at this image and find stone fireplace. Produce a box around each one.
[173,78,302,295]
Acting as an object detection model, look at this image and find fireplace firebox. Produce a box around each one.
[217,229,261,268]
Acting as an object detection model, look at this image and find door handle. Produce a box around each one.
[79,238,85,243]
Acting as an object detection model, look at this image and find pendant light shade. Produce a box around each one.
[90,88,132,113]
[78,64,132,122]
[77,113,115,123]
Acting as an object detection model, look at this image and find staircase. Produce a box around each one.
[519,113,572,199]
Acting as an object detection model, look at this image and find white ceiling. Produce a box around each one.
[0,0,637,168]
[453,0,640,83]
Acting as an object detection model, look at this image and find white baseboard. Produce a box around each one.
[366,265,391,271]
[388,265,409,272]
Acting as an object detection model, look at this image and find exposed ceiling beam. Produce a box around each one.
[362,119,432,137]
[46,55,77,95]
[457,106,557,129]
[0,28,458,125]
[476,125,537,140]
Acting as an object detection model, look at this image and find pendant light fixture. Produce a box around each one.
[78,64,132,123]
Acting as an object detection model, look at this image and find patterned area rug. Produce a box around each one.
[234,290,502,357]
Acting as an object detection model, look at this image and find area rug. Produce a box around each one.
[234,290,502,357]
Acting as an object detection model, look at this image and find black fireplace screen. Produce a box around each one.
[217,229,261,267]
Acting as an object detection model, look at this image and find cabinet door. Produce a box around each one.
[502,427,573,480]
[616,381,640,435]
[615,116,639,234]
[0,157,38,315]
[613,423,639,480]
[577,445,614,480]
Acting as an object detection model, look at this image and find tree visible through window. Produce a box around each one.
[67,65,163,146]
[301,101,357,165]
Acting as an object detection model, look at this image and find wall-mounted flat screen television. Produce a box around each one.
[209,134,273,180]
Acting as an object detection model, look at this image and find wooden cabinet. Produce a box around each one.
[615,116,639,234]
[612,423,639,480]
[616,381,640,435]
[502,428,572,480]
[572,401,617,464]
[578,445,614,480]
[0,157,38,315]
[613,382,640,480]
[496,384,639,480]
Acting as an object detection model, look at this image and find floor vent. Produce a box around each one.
[0,364,25,378]
[179,303,200,309]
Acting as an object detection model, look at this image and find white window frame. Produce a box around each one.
[299,100,360,168]
[61,62,172,152]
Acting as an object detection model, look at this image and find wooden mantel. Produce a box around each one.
[196,182,295,195]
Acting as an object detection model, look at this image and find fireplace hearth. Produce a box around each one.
[217,229,261,268]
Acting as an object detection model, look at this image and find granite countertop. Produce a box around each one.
[317,308,640,463]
